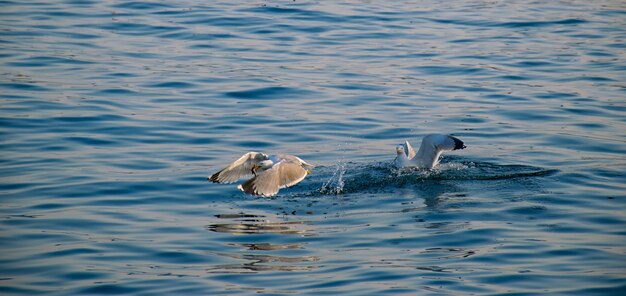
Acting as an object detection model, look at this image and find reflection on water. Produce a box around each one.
[207,222,312,235]
[206,213,314,236]
[206,252,319,273]
[206,213,318,273]
[235,243,305,251]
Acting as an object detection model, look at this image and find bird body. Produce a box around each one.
[395,134,466,169]
[209,152,313,197]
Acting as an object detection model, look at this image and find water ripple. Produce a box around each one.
[1,0,625,295]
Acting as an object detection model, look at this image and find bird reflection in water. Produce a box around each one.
[207,213,314,236]
[205,213,318,273]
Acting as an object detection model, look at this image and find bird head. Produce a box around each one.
[251,160,273,176]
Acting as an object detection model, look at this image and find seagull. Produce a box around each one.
[208,152,313,197]
[395,134,466,169]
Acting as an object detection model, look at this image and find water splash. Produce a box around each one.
[309,159,557,196]
[319,160,346,195]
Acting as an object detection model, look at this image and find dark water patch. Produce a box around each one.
[7,56,93,67]
[243,5,347,24]
[563,107,606,116]
[325,83,387,91]
[225,86,314,100]
[441,85,496,93]
[112,1,176,10]
[0,30,45,38]
[159,31,237,40]
[188,43,217,49]
[64,136,118,146]
[43,247,101,258]
[0,82,50,91]
[534,92,579,99]
[505,205,548,216]
[0,286,46,295]
[232,140,276,149]
[514,60,554,67]
[244,5,310,15]
[180,16,268,27]
[0,53,18,59]
[58,271,108,281]
[152,251,211,264]
[78,284,141,295]
[558,75,615,82]
[498,75,532,81]
[146,81,196,88]
[42,10,88,18]
[115,51,161,59]
[572,284,626,295]
[58,30,101,40]
[28,203,68,210]
[106,72,138,78]
[96,22,184,36]
[607,42,626,49]
[428,17,587,28]
[107,159,170,171]
[91,88,138,95]
[52,114,127,123]
[500,18,587,28]
[411,65,490,76]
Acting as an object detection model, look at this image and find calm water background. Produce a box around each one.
[1,0,626,295]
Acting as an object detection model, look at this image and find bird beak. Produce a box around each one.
[251,164,259,176]
[396,148,402,153]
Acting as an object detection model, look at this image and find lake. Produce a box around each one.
[1,0,625,295]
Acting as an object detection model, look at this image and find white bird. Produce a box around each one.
[209,152,313,197]
[394,134,466,169]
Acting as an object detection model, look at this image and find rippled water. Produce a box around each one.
[1,0,626,295]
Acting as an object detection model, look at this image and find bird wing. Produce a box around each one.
[279,154,314,171]
[237,165,280,197]
[412,134,466,169]
[237,159,307,197]
[209,152,267,183]
[425,134,466,151]
[277,160,308,188]
[403,140,416,159]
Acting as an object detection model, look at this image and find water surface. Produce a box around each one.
[1,0,626,295]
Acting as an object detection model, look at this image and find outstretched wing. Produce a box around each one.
[403,140,416,159]
[209,152,267,183]
[427,134,466,151]
[237,160,308,197]
[277,160,308,188]
[413,134,467,169]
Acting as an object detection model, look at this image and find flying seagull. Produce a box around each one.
[209,152,313,197]
[395,134,466,169]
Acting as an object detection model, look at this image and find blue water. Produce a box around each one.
[1,0,626,295]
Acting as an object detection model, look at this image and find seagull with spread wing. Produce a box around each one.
[209,152,313,197]
[395,134,466,169]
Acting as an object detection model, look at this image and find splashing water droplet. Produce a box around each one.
[319,160,345,195]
